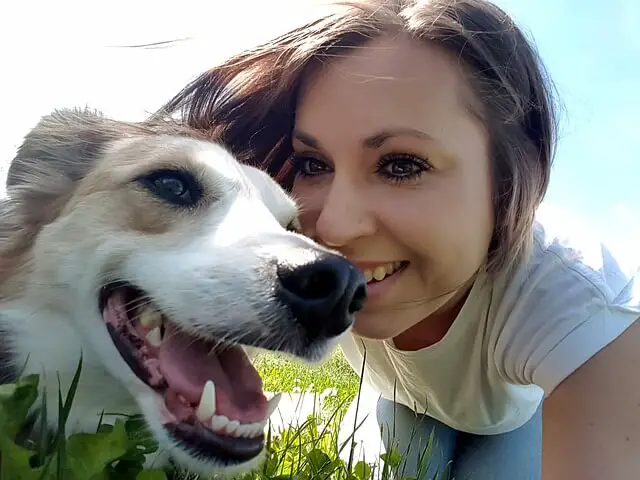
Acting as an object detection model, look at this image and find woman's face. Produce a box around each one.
[291,34,494,340]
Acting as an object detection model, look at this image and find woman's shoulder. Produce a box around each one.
[487,218,639,395]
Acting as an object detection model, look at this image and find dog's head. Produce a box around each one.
[1,108,367,474]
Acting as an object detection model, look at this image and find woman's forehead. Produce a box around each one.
[298,37,471,115]
[294,35,482,150]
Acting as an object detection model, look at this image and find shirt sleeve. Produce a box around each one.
[493,230,640,397]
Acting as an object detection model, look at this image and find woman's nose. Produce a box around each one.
[312,181,377,248]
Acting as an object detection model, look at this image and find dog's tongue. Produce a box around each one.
[157,324,266,423]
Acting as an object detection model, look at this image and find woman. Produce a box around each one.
[155,0,640,478]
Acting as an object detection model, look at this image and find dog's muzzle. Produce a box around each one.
[97,245,367,471]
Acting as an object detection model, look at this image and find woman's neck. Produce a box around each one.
[392,279,474,351]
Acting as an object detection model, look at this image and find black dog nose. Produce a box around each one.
[276,253,367,338]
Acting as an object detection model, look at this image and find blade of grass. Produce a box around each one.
[37,353,83,480]
[56,386,65,480]
[347,345,367,473]
[36,382,48,467]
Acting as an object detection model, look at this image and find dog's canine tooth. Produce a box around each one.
[139,305,162,329]
[145,327,163,347]
[266,392,282,418]
[196,380,216,421]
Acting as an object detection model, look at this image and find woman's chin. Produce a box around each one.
[351,315,405,340]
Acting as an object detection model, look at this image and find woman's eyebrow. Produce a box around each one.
[293,127,434,150]
[363,128,434,148]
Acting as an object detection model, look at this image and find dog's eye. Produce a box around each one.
[137,169,203,207]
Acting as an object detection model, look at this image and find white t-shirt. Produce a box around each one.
[339,221,640,435]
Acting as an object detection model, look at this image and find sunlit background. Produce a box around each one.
[2,0,638,267]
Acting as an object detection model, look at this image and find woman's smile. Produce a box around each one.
[353,260,410,302]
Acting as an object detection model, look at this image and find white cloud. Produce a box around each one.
[536,201,640,273]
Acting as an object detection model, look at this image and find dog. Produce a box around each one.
[0,108,367,476]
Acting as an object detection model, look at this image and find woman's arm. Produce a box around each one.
[543,319,640,479]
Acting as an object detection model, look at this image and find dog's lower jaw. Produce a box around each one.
[141,438,265,477]
[134,387,269,475]
[157,439,266,478]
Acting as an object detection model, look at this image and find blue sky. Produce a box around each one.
[494,0,639,227]
[1,0,638,264]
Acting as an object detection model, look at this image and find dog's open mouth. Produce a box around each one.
[99,282,281,463]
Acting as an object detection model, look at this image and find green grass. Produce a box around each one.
[0,353,447,480]
[252,349,360,417]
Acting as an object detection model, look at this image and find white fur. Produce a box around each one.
[0,132,351,476]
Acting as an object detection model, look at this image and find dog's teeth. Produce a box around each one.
[244,423,257,437]
[266,392,282,418]
[226,419,240,435]
[247,424,259,437]
[139,306,162,329]
[210,414,229,431]
[145,327,162,347]
[204,416,267,438]
[253,420,268,436]
[196,380,216,421]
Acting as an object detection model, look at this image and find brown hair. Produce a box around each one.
[154,0,559,275]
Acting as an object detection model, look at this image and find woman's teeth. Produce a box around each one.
[362,262,404,283]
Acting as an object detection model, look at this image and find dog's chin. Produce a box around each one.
[97,282,283,474]
[135,391,266,475]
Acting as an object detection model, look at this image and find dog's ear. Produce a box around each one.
[0,108,130,255]
[6,107,213,191]
[6,107,116,190]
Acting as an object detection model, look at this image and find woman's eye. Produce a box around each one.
[382,160,423,177]
[376,154,431,183]
[291,155,330,177]
[304,159,327,175]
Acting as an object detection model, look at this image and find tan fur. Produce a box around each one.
[61,138,222,236]
[0,109,220,295]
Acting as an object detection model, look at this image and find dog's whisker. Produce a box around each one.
[122,297,154,316]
